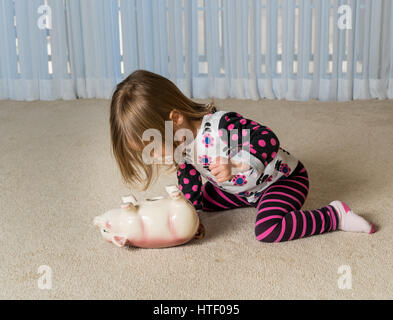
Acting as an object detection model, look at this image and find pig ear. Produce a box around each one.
[112,236,127,247]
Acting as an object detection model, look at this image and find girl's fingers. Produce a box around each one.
[210,157,230,170]
[209,163,218,171]
[209,161,222,170]
[216,172,233,183]
[210,166,230,177]
[210,167,222,176]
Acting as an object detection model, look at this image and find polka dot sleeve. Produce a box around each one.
[218,112,280,168]
[177,161,203,210]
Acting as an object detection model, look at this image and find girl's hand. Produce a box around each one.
[209,157,234,183]
[209,157,251,183]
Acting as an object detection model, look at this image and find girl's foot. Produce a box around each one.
[329,200,377,234]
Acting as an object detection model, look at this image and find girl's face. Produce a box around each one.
[130,110,202,164]
[129,137,173,164]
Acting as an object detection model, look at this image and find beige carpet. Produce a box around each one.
[0,97,392,300]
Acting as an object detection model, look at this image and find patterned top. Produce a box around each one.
[177,110,299,208]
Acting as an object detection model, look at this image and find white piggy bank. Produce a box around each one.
[93,185,202,249]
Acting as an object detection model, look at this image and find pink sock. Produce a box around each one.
[329,200,376,234]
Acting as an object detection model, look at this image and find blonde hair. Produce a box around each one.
[110,69,217,191]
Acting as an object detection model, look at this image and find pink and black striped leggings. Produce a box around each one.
[201,161,339,242]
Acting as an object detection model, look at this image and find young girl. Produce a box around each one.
[109,70,376,243]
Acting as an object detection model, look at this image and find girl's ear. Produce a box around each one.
[169,110,184,128]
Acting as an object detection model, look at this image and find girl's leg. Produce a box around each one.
[201,181,253,211]
[254,161,340,243]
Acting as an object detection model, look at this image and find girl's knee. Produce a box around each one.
[254,222,281,243]
[255,235,275,243]
[202,181,217,196]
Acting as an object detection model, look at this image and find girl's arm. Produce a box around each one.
[177,161,203,210]
[218,112,280,174]
[208,156,251,183]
